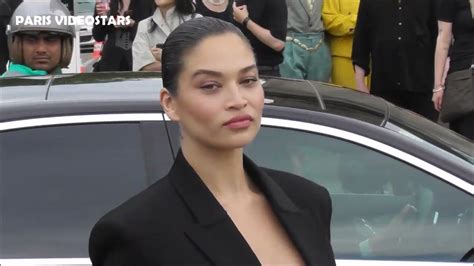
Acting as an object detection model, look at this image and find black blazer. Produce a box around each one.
[89,150,336,266]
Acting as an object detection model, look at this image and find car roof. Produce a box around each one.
[1,72,472,167]
[0,72,389,123]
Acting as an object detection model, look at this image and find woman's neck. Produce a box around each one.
[205,0,227,5]
[202,0,228,13]
[181,140,257,203]
[159,4,175,18]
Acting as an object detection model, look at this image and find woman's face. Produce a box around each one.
[154,0,175,9]
[166,33,264,151]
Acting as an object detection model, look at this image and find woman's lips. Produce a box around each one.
[223,115,253,129]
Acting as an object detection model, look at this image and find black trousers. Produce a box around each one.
[445,67,474,140]
[450,111,474,140]
[373,90,439,122]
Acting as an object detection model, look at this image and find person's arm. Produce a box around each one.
[432,21,453,111]
[354,65,369,93]
[322,0,358,37]
[89,222,138,266]
[141,47,162,71]
[361,204,417,257]
[132,20,159,71]
[232,2,285,52]
[351,0,370,93]
[101,246,133,266]
[141,61,162,71]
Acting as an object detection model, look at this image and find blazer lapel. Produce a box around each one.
[276,211,326,265]
[169,150,260,265]
[185,222,260,265]
[169,150,325,265]
[243,156,323,265]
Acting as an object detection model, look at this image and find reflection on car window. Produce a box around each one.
[318,84,387,126]
[246,126,473,261]
[0,77,50,103]
[324,98,386,126]
[48,72,163,101]
[387,105,474,164]
[0,123,148,258]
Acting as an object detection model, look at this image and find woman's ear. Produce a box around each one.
[160,88,180,121]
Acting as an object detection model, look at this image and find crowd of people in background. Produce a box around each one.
[0,0,473,139]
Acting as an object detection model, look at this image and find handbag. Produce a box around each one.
[439,68,474,122]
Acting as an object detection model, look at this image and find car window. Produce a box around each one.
[245,126,473,261]
[0,122,171,258]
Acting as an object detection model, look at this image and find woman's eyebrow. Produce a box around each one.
[239,64,258,73]
[192,64,258,78]
[192,69,222,78]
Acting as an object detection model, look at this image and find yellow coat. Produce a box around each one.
[322,0,359,59]
[322,0,366,89]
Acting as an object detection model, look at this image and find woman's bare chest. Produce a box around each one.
[223,197,305,265]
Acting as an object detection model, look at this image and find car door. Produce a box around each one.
[0,114,173,264]
[243,111,473,265]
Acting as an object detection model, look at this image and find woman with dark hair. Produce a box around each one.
[92,0,154,71]
[432,0,474,139]
[89,17,336,265]
[195,0,233,22]
[132,0,199,71]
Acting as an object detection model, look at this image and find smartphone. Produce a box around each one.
[156,43,164,49]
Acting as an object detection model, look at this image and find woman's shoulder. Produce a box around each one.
[133,16,154,36]
[91,176,179,230]
[140,15,154,23]
[88,177,173,262]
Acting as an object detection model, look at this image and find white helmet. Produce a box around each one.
[6,0,75,67]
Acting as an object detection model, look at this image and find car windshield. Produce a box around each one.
[386,104,474,165]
